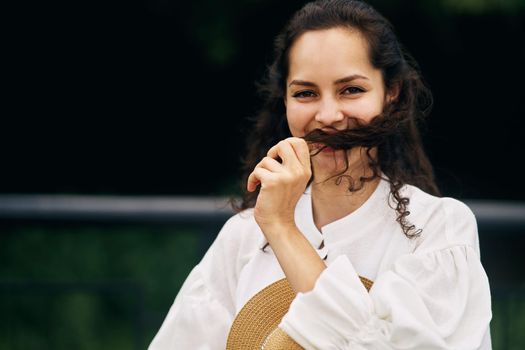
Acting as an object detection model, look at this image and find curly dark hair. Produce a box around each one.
[234,0,440,240]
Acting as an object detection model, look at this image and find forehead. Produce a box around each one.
[287,27,380,82]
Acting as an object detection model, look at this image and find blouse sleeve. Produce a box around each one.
[279,201,492,350]
[148,265,233,350]
[149,213,259,350]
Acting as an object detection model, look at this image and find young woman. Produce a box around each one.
[150,1,492,349]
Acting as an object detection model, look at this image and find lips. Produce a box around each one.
[310,143,334,153]
[319,127,343,135]
[321,146,334,152]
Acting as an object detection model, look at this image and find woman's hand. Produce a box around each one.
[247,137,312,236]
[247,137,325,293]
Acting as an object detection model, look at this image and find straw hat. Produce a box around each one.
[226,276,373,349]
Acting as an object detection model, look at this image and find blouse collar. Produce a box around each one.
[295,177,391,251]
[257,176,392,259]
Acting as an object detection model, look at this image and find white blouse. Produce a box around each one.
[149,179,492,349]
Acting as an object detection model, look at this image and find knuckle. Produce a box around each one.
[266,178,278,188]
[290,166,302,176]
[289,136,304,144]
[283,173,295,184]
[259,157,269,166]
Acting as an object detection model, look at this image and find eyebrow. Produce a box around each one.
[288,74,369,87]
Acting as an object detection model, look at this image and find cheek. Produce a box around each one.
[343,96,384,122]
[286,103,315,136]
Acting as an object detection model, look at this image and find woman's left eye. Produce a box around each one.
[342,86,365,94]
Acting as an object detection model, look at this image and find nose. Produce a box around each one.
[314,96,345,126]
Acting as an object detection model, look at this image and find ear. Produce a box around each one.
[386,82,400,104]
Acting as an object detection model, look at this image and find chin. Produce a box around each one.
[313,150,350,173]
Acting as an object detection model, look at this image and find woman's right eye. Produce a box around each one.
[292,90,316,98]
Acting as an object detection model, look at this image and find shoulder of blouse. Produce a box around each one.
[211,208,264,268]
[401,185,479,255]
[218,208,260,244]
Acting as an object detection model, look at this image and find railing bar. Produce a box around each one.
[0,195,524,228]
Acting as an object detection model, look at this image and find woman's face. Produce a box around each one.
[285,27,392,176]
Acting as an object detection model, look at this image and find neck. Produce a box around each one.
[310,164,380,232]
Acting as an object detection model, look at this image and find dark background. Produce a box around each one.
[3,0,525,200]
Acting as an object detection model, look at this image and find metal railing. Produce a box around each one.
[0,194,234,223]
[0,195,525,228]
[1,194,524,228]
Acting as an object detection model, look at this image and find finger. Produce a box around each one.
[257,156,283,173]
[247,156,283,192]
[267,140,301,168]
[247,167,274,192]
[285,137,311,169]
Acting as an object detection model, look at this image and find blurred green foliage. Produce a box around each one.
[0,225,204,349]
[491,291,525,350]
[0,225,524,349]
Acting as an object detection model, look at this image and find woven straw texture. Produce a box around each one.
[226,276,373,350]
